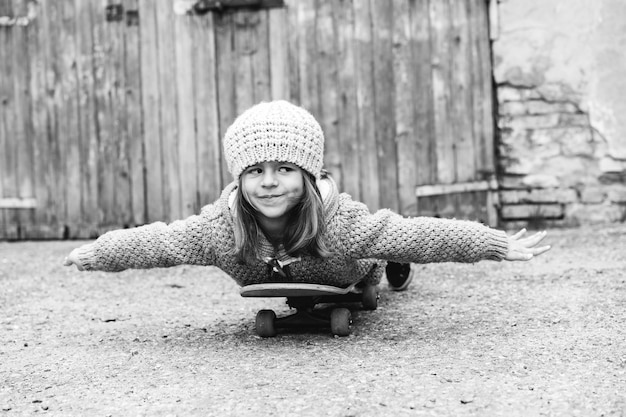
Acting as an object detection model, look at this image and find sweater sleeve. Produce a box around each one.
[74,209,218,272]
[337,196,509,264]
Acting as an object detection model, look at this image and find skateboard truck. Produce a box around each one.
[240,283,379,337]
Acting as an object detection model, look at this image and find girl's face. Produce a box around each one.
[241,161,305,226]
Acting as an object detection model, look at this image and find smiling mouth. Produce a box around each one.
[260,195,283,199]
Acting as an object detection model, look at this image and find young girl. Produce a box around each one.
[64,100,550,291]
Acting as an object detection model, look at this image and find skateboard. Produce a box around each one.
[240,282,379,337]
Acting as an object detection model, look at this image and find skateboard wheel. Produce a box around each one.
[330,308,351,337]
[255,309,277,338]
[361,285,379,310]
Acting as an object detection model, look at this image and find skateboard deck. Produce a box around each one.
[240,282,358,298]
[240,282,379,337]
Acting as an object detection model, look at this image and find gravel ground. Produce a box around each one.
[1,225,625,416]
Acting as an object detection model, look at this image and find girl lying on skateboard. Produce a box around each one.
[64,100,550,291]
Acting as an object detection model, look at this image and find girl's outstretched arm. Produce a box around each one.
[337,195,552,265]
[62,213,217,272]
[505,229,551,261]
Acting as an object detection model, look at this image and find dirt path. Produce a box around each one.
[1,225,625,416]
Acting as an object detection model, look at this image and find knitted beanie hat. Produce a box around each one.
[223,100,325,180]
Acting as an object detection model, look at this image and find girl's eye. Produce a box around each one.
[246,167,262,175]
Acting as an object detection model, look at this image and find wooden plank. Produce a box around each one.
[268,8,289,100]
[34,0,63,238]
[315,0,341,185]
[468,0,482,179]
[285,0,301,104]
[0,0,15,238]
[25,0,51,238]
[469,0,483,176]
[214,11,237,184]
[110,0,132,230]
[251,10,271,103]
[156,0,181,221]
[124,0,145,225]
[294,0,318,112]
[416,0,449,223]
[473,0,495,174]
[0,198,37,209]
[174,12,198,217]
[45,1,67,236]
[416,179,496,197]
[467,0,497,225]
[233,10,257,114]
[138,0,164,222]
[353,0,379,210]
[448,0,467,220]
[192,12,222,204]
[59,0,82,237]
[449,0,475,182]
[392,0,418,215]
[75,0,99,237]
[332,0,359,198]
[416,178,498,225]
[419,191,490,223]
[410,0,436,187]
[92,0,115,231]
[429,0,455,185]
[12,0,35,239]
[0,0,5,238]
[371,0,397,211]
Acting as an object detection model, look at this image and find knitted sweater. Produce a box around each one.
[73,178,509,287]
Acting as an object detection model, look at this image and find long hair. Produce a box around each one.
[230,171,332,263]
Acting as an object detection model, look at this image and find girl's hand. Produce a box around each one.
[505,229,551,261]
[63,248,85,271]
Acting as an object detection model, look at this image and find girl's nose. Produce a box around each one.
[261,170,278,187]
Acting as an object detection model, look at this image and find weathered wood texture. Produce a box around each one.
[0,0,495,239]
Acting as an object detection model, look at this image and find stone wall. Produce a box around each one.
[492,0,626,228]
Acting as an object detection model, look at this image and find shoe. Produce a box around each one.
[386,262,413,292]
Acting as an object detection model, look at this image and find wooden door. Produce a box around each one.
[0,0,496,239]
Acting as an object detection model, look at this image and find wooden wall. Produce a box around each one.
[0,0,495,240]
